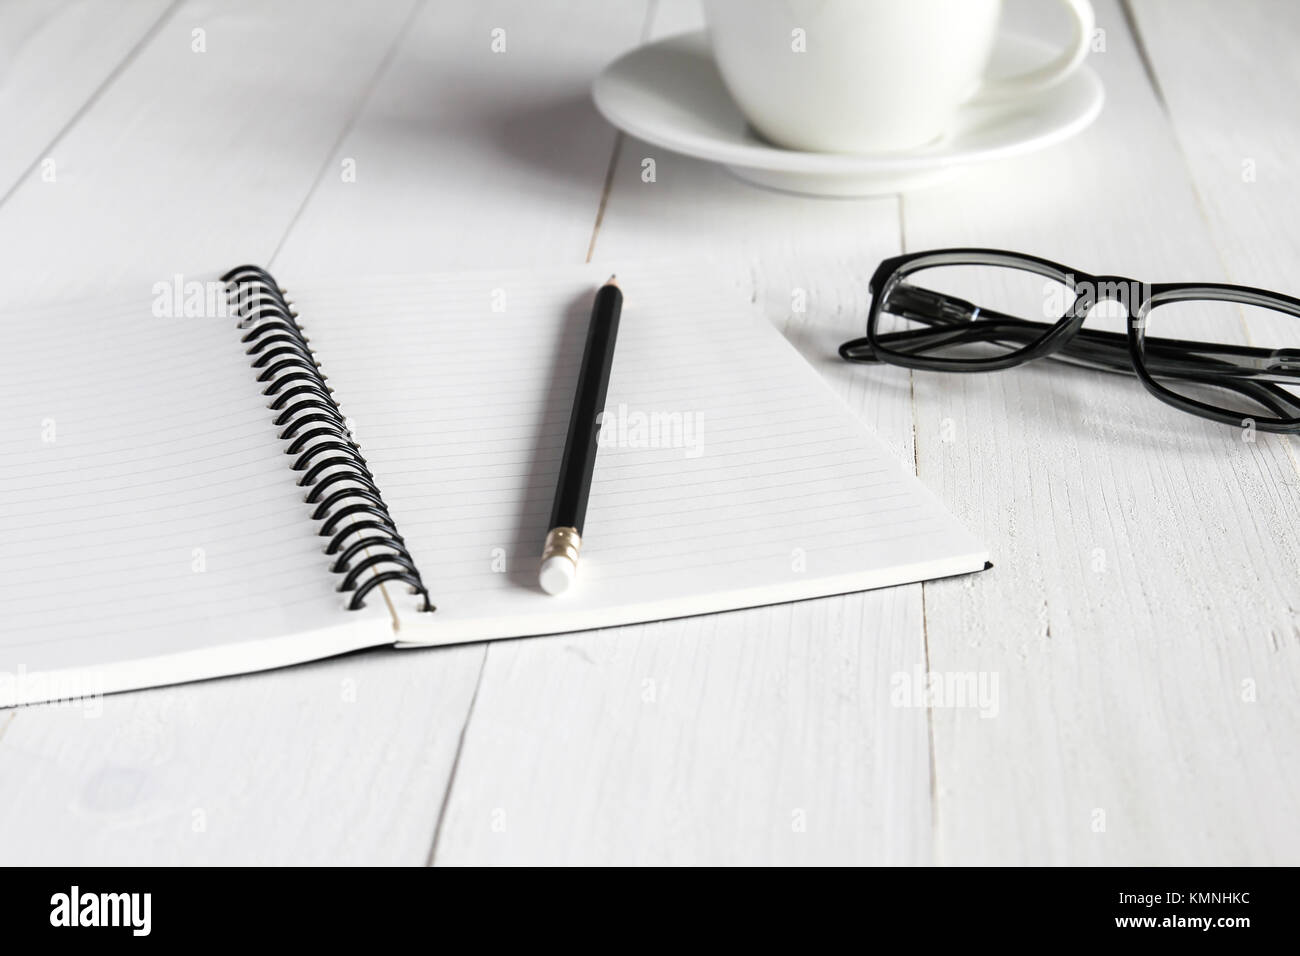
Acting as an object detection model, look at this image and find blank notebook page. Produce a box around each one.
[0,293,392,703]
[291,263,987,641]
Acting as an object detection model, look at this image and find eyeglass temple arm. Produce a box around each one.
[839,285,1118,365]
[840,284,1300,416]
[864,284,1300,378]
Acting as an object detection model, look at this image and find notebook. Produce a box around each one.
[0,262,987,707]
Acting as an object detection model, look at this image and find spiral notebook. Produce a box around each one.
[0,262,987,707]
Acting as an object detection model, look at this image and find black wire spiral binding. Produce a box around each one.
[222,265,434,613]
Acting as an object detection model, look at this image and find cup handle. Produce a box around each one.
[977,0,1095,99]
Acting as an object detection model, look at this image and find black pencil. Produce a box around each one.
[539,275,623,595]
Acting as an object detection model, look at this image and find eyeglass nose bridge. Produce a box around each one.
[1069,274,1151,316]
[1022,275,1146,359]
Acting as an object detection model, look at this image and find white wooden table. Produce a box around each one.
[2,0,1297,866]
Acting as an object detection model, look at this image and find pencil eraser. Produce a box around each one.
[539,555,576,595]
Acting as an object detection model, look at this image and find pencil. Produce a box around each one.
[539,275,623,595]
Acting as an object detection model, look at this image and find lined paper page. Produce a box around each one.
[0,291,392,705]
[291,263,986,641]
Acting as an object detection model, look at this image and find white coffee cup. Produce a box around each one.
[702,0,1095,154]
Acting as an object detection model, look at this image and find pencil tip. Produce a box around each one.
[605,274,619,288]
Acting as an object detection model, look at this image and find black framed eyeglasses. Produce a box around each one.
[839,248,1300,433]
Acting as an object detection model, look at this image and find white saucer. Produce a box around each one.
[592,31,1105,197]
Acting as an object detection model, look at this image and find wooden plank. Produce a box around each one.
[1128,0,1300,291]
[0,648,485,865]
[0,0,418,307]
[430,0,931,865]
[905,0,1300,864]
[0,0,499,866]
[0,0,173,200]
[272,0,649,274]
[265,0,655,865]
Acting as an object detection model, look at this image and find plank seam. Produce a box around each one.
[584,0,656,263]
[909,359,942,865]
[584,134,624,263]
[267,0,428,268]
[1118,0,1169,111]
[424,645,489,866]
[896,193,941,864]
[427,0,661,864]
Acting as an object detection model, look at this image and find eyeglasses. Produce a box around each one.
[838,248,1300,433]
